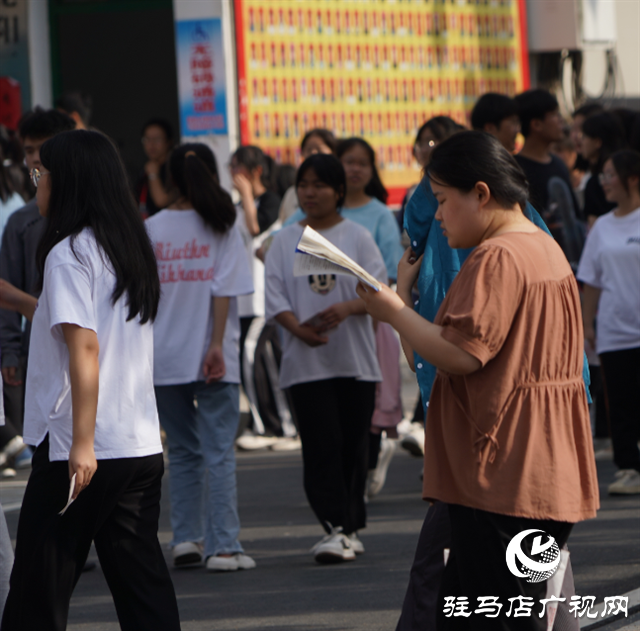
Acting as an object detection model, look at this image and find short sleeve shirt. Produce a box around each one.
[265,219,386,389]
[146,210,254,385]
[423,230,599,523]
[24,229,162,461]
[577,207,640,354]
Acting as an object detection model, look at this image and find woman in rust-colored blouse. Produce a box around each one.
[358,131,599,631]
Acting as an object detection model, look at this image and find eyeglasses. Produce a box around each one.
[598,172,617,185]
[30,168,46,188]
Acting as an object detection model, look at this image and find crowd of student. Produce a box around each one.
[0,85,637,630]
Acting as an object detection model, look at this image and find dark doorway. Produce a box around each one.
[49,0,179,182]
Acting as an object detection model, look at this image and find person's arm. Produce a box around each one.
[61,323,99,499]
[233,174,260,236]
[582,283,601,351]
[356,284,481,375]
[275,311,329,347]
[0,279,37,321]
[0,212,29,385]
[316,299,366,330]
[395,284,416,372]
[203,296,229,383]
[145,163,171,209]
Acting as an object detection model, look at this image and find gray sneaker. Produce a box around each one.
[608,469,640,495]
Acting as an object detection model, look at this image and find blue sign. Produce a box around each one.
[175,19,228,136]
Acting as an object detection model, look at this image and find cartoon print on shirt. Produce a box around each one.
[308,274,336,295]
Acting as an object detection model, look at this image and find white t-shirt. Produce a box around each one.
[24,229,162,461]
[577,207,640,354]
[265,219,386,389]
[146,210,254,385]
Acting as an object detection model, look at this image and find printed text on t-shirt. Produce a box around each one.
[155,240,214,283]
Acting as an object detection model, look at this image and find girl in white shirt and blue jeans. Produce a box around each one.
[265,154,386,563]
[1,130,180,630]
[147,144,255,572]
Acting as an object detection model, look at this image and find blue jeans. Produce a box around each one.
[154,382,244,558]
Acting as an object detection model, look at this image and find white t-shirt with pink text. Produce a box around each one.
[146,210,254,385]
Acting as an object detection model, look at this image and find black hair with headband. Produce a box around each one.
[169,143,236,233]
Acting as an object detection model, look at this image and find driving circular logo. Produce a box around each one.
[505,529,560,584]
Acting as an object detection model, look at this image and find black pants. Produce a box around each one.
[599,347,640,471]
[397,502,452,631]
[397,503,579,631]
[1,436,181,631]
[437,505,573,631]
[289,378,376,534]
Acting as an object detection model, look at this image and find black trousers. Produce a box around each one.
[599,347,640,471]
[437,505,573,631]
[1,436,181,631]
[396,501,452,631]
[289,378,376,534]
[397,503,579,631]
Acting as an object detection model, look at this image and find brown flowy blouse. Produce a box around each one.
[423,229,599,523]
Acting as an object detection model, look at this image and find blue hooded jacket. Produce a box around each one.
[404,177,591,409]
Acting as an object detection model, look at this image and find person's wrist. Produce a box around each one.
[397,283,412,304]
[387,303,407,329]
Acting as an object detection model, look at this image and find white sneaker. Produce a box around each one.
[0,436,27,468]
[608,469,640,495]
[269,436,302,452]
[172,542,203,567]
[400,423,425,457]
[348,532,365,555]
[235,433,279,451]
[206,553,256,572]
[311,527,356,564]
[368,437,396,497]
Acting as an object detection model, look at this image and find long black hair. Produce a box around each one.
[296,154,347,208]
[582,112,626,174]
[428,131,529,212]
[37,130,160,323]
[336,137,388,204]
[169,143,235,233]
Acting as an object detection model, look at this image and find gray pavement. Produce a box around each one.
[1,443,639,630]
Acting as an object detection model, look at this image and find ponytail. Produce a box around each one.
[169,143,236,233]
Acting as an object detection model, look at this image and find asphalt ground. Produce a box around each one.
[2,443,638,630]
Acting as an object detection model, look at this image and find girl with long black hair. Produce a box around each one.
[265,154,387,563]
[1,130,180,630]
[358,132,598,630]
[147,143,255,572]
